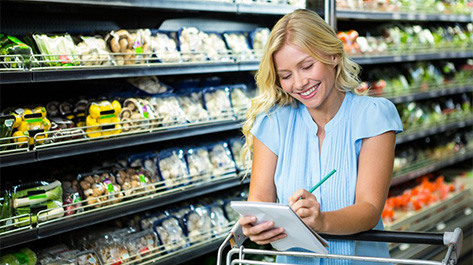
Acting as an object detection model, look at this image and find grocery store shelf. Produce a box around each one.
[0,175,249,249]
[396,117,473,144]
[391,150,473,186]
[386,84,473,104]
[337,9,473,22]
[353,50,473,65]
[12,0,302,14]
[0,120,241,167]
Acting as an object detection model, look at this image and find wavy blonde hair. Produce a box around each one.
[241,9,361,174]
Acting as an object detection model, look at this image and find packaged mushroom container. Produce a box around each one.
[93,233,130,265]
[49,117,86,143]
[119,97,148,132]
[208,204,230,237]
[177,89,210,123]
[223,31,254,61]
[222,198,244,222]
[153,216,189,253]
[85,100,122,139]
[203,86,234,120]
[229,84,252,119]
[228,137,250,172]
[208,141,237,178]
[249,27,270,52]
[75,250,102,265]
[139,212,167,231]
[75,35,114,66]
[149,94,187,127]
[157,148,190,189]
[123,229,159,260]
[106,29,152,65]
[178,27,206,62]
[127,76,174,96]
[114,167,155,198]
[150,30,181,63]
[185,146,215,183]
[201,31,232,62]
[77,171,124,209]
[182,208,212,244]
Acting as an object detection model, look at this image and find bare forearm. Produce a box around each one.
[318,202,381,235]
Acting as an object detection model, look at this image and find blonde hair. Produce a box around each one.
[241,9,361,174]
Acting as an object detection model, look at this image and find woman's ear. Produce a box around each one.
[332,55,340,67]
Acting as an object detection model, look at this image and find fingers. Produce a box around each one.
[239,216,287,245]
[288,189,317,206]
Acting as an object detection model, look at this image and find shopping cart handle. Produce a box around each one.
[320,227,463,247]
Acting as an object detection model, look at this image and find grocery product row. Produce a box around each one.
[0,185,248,265]
[0,26,270,69]
[0,136,248,239]
[337,0,472,15]
[0,78,252,153]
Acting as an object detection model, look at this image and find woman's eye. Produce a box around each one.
[280,74,291,80]
[302,64,313,70]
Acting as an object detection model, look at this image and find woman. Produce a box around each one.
[239,9,403,265]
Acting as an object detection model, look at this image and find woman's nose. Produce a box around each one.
[293,72,308,90]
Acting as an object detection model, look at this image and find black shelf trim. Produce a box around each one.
[0,121,241,168]
[337,9,472,22]
[391,151,473,186]
[396,117,473,144]
[353,51,473,65]
[386,85,473,104]
[0,71,33,84]
[0,176,249,249]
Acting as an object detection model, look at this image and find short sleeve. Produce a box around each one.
[250,112,280,155]
[352,97,403,141]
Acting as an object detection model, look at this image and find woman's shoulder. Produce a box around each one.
[349,92,397,115]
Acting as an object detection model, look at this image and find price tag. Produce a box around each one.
[392,13,401,20]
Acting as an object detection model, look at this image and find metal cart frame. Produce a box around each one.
[217,224,463,265]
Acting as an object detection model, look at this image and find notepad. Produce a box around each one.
[230,201,329,254]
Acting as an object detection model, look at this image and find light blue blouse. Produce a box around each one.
[250,91,403,265]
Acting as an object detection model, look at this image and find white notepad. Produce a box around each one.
[230,201,329,254]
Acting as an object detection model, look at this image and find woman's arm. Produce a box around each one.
[239,136,287,244]
[290,131,396,234]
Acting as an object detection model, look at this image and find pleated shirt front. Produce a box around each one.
[250,91,403,265]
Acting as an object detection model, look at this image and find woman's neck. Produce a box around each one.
[309,90,346,128]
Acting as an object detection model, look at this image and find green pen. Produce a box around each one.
[291,169,337,206]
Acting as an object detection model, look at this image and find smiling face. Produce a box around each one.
[274,43,342,112]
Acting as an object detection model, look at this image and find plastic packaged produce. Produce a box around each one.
[229,84,251,118]
[61,178,84,217]
[123,229,159,260]
[140,212,167,230]
[157,148,190,188]
[9,180,65,226]
[149,94,187,127]
[8,106,51,148]
[77,171,125,209]
[182,208,212,244]
[223,32,254,61]
[153,216,188,253]
[0,248,37,265]
[0,192,13,232]
[203,86,234,120]
[0,34,38,69]
[75,35,114,66]
[32,33,80,67]
[208,141,236,177]
[75,251,102,265]
[106,29,152,65]
[85,100,122,139]
[186,146,215,183]
[178,27,206,62]
[150,31,181,63]
[250,28,270,51]
[113,167,155,198]
[200,32,231,61]
[208,204,230,236]
[94,232,130,265]
[120,97,148,132]
[177,89,210,123]
[127,76,173,95]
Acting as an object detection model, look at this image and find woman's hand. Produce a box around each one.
[238,215,287,245]
[289,189,324,232]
